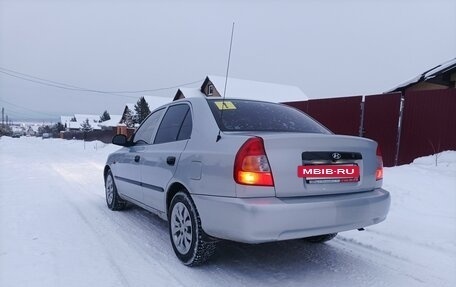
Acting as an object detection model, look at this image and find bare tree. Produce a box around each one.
[428,139,442,167]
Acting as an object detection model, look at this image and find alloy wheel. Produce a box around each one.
[105,175,114,205]
[171,202,193,254]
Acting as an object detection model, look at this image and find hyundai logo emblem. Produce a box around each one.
[332,152,342,160]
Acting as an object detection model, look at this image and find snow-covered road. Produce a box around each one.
[1,137,455,287]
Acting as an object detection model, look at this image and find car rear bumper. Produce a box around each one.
[192,188,390,243]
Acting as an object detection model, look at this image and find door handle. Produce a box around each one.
[134,155,141,162]
[166,156,176,166]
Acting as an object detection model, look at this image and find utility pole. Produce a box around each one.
[1,107,4,127]
[5,115,8,126]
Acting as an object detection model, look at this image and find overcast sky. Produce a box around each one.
[0,0,455,121]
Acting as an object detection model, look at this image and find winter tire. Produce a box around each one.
[105,170,127,211]
[169,191,217,266]
[304,233,337,243]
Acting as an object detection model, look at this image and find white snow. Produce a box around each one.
[0,137,455,287]
[61,114,103,130]
[173,76,308,103]
[176,87,206,99]
[208,75,308,103]
[143,96,172,110]
[98,114,122,128]
[60,115,73,125]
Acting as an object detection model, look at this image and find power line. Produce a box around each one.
[0,107,40,122]
[2,109,37,119]
[0,98,60,117]
[3,106,56,118]
[0,70,137,99]
[0,70,92,92]
[0,67,94,89]
[0,66,203,93]
[0,67,203,97]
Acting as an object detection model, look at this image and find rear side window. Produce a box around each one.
[207,99,330,134]
[177,110,192,141]
[154,104,192,144]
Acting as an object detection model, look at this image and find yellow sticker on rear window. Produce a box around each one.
[214,101,237,110]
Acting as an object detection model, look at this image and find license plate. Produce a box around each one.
[306,178,359,184]
[297,165,360,181]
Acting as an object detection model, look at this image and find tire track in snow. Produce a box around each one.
[48,165,132,287]
[365,229,455,255]
[335,236,411,263]
[49,161,267,287]
[333,236,450,286]
[50,162,188,287]
[50,160,192,286]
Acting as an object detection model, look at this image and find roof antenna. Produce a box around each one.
[216,22,235,142]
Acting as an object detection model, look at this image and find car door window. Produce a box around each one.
[133,108,165,144]
[177,109,192,141]
[154,104,191,144]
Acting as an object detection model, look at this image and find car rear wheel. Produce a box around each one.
[304,233,338,243]
[169,191,217,266]
[105,170,126,211]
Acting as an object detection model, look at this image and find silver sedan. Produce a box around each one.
[104,97,390,266]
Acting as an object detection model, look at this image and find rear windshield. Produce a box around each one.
[207,99,330,134]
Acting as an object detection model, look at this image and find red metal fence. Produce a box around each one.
[285,88,455,166]
[286,96,362,136]
[363,93,402,167]
[398,89,456,165]
[308,96,362,136]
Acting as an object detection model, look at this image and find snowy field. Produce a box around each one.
[0,137,455,287]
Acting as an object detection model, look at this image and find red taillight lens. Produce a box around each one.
[234,137,274,186]
[376,146,383,181]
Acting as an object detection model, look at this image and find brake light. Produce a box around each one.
[234,137,274,186]
[376,146,383,181]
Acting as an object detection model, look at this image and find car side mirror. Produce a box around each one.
[112,134,131,146]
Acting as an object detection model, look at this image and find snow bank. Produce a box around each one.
[413,150,456,170]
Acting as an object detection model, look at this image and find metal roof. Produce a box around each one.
[386,58,456,93]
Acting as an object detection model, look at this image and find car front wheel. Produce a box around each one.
[105,170,126,211]
[168,191,217,266]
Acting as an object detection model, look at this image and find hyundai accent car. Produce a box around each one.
[104,97,390,266]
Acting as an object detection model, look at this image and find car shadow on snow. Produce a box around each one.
[208,240,356,279]
[122,205,376,285]
[194,236,383,286]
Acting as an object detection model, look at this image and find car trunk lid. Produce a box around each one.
[260,133,380,197]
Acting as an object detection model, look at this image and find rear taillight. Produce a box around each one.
[376,146,383,181]
[234,137,274,186]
